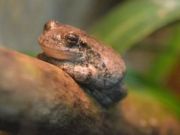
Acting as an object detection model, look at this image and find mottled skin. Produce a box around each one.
[38,20,126,107]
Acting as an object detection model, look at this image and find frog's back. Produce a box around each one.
[83,34,126,83]
[70,25,126,77]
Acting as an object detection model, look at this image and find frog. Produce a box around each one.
[38,20,127,108]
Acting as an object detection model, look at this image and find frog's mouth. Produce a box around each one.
[40,45,79,61]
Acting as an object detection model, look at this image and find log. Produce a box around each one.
[0,47,105,135]
[0,47,179,135]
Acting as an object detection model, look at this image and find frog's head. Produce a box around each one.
[38,20,89,62]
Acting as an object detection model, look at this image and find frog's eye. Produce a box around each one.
[65,33,79,47]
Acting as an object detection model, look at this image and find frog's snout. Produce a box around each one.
[44,20,61,32]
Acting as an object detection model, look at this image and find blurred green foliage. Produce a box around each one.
[91,0,180,117]
[91,0,180,53]
[148,25,180,83]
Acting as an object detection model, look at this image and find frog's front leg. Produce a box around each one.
[61,64,127,107]
[60,64,96,83]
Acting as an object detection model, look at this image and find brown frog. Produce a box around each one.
[38,20,126,108]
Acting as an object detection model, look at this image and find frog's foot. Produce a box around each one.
[83,84,127,108]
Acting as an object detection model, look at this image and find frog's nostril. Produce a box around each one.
[44,20,60,31]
